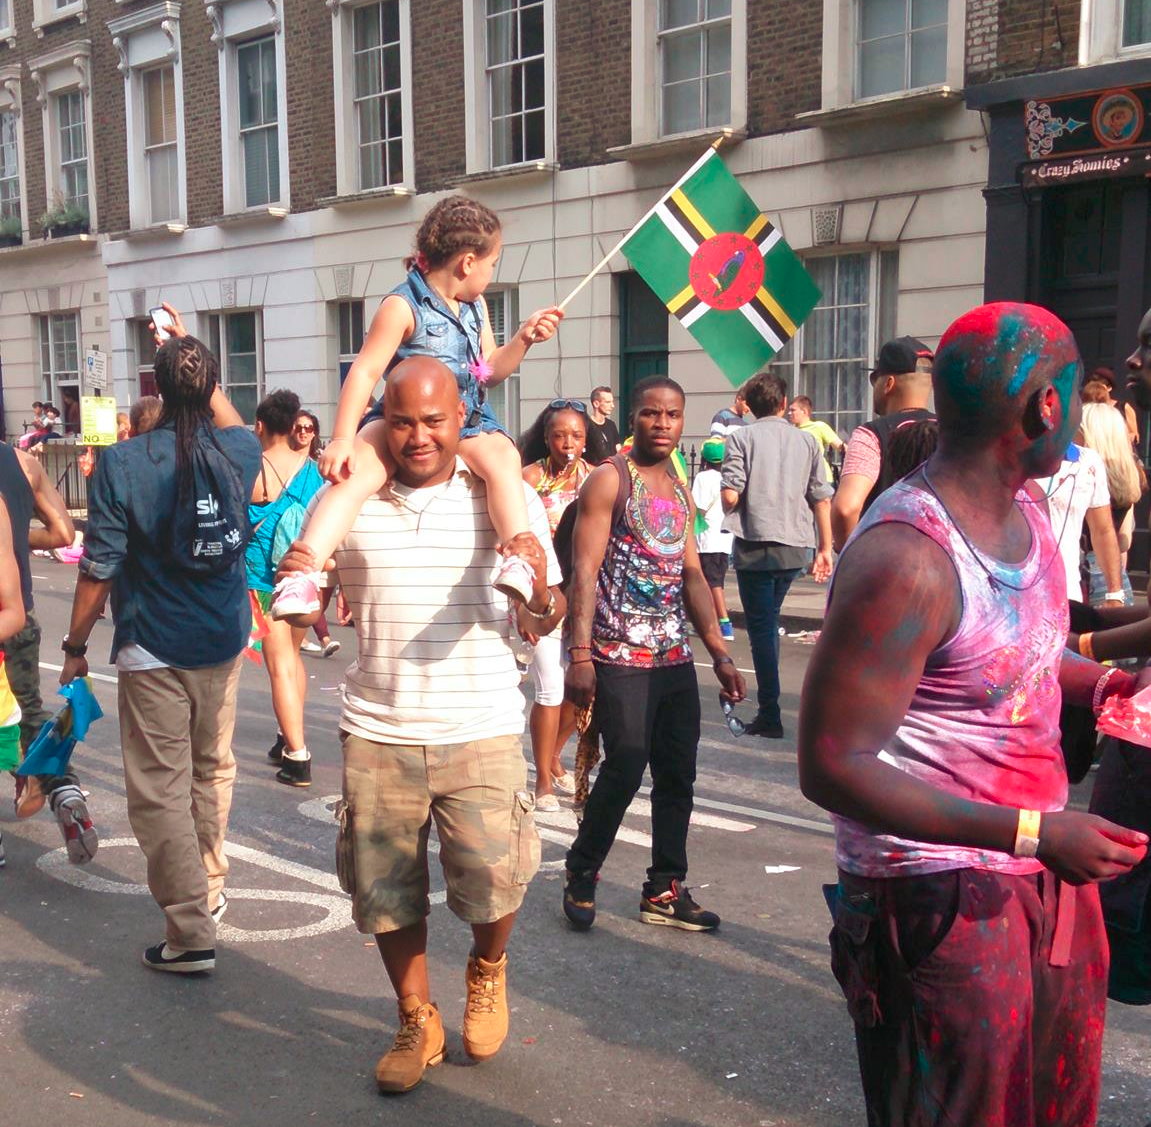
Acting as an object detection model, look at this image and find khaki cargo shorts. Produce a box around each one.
[338,731,541,935]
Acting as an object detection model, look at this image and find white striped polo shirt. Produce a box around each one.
[321,458,560,745]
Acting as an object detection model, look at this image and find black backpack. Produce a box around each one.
[167,431,252,574]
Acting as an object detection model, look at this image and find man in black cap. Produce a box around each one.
[831,337,935,550]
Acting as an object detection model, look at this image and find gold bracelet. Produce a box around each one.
[1013,808,1042,858]
[1078,632,1095,661]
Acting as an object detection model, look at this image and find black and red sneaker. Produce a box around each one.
[640,880,719,932]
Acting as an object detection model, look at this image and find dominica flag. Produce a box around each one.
[620,146,821,387]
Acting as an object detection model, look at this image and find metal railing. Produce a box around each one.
[31,438,96,514]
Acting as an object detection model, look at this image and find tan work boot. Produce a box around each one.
[374,995,445,1094]
[463,951,509,1061]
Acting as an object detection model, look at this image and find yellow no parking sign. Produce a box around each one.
[80,396,119,446]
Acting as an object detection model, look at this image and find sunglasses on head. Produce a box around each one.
[548,399,588,413]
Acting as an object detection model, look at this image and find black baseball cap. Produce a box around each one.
[871,337,934,379]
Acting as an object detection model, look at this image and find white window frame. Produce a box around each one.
[331,0,414,196]
[657,1,733,137]
[817,0,964,111]
[109,3,187,230]
[206,309,264,423]
[39,311,81,407]
[0,0,15,46]
[0,68,25,237]
[32,0,87,38]
[132,317,159,396]
[462,0,556,174]
[1081,0,1151,62]
[205,0,289,214]
[629,0,746,146]
[29,41,95,229]
[483,287,520,435]
[768,248,897,438]
[854,0,948,101]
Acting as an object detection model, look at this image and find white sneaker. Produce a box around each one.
[493,555,535,605]
[535,793,561,812]
[49,784,98,865]
[552,772,576,796]
[300,640,323,654]
[271,572,322,619]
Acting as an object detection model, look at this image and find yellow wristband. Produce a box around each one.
[1013,808,1042,858]
[1078,632,1095,661]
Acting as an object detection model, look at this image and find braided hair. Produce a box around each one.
[153,335,219,480]
[404,195,501,271]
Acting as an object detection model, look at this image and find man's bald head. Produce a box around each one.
[933,303,1081,477]
[381,356,466,487]
[384,355,460,411]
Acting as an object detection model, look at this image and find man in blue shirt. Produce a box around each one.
[59,328,260,974]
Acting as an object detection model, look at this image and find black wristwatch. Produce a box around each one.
[61,637,88,658]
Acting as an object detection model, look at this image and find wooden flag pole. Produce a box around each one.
[555,135,729,313]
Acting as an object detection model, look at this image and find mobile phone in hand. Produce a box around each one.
[149,305,176,340]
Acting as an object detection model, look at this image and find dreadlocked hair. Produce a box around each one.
[154,335,220,482]
[404,195,501,271]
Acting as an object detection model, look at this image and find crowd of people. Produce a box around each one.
[2,189,1151,1124]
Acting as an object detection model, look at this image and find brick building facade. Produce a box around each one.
[0,0,999,446]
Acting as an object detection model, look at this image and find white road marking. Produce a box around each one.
[693,661,754,675]
[34,836,431,941]
[40,661,118,685]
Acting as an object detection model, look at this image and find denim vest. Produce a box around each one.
[387,269,502,434]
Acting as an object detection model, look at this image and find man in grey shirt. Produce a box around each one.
[721,372,832,738]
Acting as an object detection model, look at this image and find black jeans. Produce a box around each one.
[566,661,700,889]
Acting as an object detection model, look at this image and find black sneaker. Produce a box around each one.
[640,880,720,932]
[563,869,598,930]
[267,733,286,763]
[743,715,784,739]
[142,941,215,973]
[210,893,228,924]
[275,757,312,787]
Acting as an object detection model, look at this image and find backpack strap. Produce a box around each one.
[606,452,631,529]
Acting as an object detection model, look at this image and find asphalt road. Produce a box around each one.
[2,561,1149,1127]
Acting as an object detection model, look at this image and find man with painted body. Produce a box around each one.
[281,356,563,1094]
[799,303,1149,1126]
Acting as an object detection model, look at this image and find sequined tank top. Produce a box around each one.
[592,457,693,668]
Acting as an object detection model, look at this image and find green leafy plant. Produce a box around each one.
[39,193,89,235]
[0,213,21,239]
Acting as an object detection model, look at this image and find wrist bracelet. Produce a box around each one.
[526,589,556,619]
[567,644,592,656]
[1104,590,1125,602]
[568,657,592,665]
[713,655,734,668]
[1013,808,1042,858]
[1092,666,1126,714]
[1078,632,1095,661]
